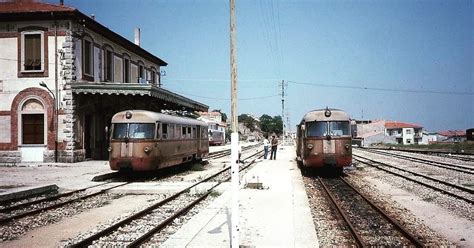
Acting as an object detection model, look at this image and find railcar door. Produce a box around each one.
[197,126,202,149]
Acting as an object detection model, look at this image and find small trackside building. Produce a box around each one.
[0,1,208,163]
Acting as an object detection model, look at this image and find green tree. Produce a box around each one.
[259,114,283,136]
[273,115,283,135]
[259,114,273,134]
[238,114,256,131]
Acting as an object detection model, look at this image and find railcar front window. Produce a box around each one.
[306,122,327,137]
[329,121,350,136]
[129,123,155,139]
[112,124,128,139]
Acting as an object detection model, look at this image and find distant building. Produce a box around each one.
[385,121,423,145]
[438,130,466,142]
[197,111,226,143]
[197,111,223,123]
[421,131,440,144]
[355,120,423,146]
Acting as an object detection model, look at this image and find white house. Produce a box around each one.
[384,121,423,145]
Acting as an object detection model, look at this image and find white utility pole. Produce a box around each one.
[229,0,239,247]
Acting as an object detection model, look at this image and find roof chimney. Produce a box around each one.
[134,28,140,47]
[91,14,95,20]
[60,0,64,5]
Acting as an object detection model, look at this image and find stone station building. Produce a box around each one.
[0,1,208,163]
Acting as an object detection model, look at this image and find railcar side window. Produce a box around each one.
[182,126,186,138]
[156,122,161,139]
[162,123,168,139]
[175,125,181,139]
[187,127,192,138]
[128,123,155,139]
[192,127,196,138]
[306,122,327,137]
[202,127,208,138]
[112,124,128,139]
[169,124,174,139]
[328,121,350,136]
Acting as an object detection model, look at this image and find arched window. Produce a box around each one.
[137,60,145,83]
[82,35,94,80]
[123,53,131,83]
[150,66,157,86]
[20,98,45,145]
[103,45,114,82]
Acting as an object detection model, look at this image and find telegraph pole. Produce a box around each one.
[229,0,239,247]
[280,80,286,138]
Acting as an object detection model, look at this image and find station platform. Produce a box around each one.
[0,145,319,247]
[162,145,319,247]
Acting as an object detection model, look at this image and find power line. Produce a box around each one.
[287,80,473,96]
[170,89,279,101]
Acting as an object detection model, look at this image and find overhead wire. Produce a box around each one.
[287,80,473,96]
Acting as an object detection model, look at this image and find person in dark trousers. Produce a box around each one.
[270,135,278,160]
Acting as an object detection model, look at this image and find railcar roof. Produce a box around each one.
[112,110,207,126]
[301,108,350,123]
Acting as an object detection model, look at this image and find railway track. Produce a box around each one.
[315,175,423,247]
[67,149,264,247]
[0,182,128,225]
[356,148,474,174]
[362,147,474,163]
[208,143,260,159]
[0,144,261,223]
[354,154,474,205]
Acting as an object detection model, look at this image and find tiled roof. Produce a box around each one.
[385,121,422,129]
[0,0,167,66]
[0,1,75,13]
[438,130,465,137]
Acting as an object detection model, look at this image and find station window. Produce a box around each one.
[104,49,114,81]
[22,32,43,71]
[139,64,144,80]
[123,57,130,83]
[82,37,94,77]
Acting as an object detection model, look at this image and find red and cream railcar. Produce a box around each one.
[296,108,352,172]
[108,110,209,171]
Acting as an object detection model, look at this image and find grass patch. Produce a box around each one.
[190,163,205,171]
[371,141,474,153]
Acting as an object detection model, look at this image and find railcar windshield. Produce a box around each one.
[306,121,350,137]
[306,122,327,137]
[112,123,155,139]
[328,121,350,136]
[112,124,128,139]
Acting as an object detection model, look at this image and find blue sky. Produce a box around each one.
[52,0,472,131]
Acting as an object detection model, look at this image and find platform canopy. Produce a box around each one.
[70,82,208,112]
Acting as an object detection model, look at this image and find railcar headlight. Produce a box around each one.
[345,144,350,149]
[307,143,314,149]
[107,147,112,152]
[144,146,152,154]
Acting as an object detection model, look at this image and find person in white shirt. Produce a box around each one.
[263,136,269,159]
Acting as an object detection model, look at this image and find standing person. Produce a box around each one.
[263,135,269,159]
[270,135,278,160]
